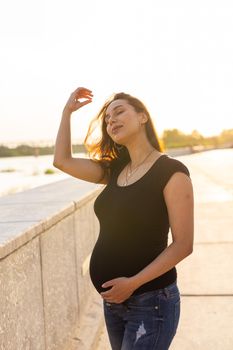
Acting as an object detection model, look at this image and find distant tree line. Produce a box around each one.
[162,128,233,149]
[0,143,87,158]
[0,129,232,157]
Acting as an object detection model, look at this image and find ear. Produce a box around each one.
[139,112,148,125]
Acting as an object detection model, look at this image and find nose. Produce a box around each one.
[106,114,117,126]
[109,117,117,125]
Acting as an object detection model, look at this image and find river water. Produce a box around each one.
[0,153,86,197]
[0,148,232,198]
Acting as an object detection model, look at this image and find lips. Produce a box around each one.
[112,125,123,133]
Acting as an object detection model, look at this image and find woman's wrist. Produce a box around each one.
[129,275,143,290]
[62,107,72,118]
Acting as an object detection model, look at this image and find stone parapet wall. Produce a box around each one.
[0,178,104,350]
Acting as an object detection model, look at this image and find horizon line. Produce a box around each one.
[0,127,232,147]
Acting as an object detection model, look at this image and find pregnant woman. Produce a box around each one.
[53,87,194,350]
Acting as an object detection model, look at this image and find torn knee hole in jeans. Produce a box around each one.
[134,321,147,344]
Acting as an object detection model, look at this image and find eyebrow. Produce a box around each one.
[105,105,124,118]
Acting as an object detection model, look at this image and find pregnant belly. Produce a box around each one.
[89,237,163,294]
[89,240,124,293]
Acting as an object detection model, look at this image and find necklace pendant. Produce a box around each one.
[124,148,156,187]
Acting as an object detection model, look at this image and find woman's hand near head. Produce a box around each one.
[63,87,93,114]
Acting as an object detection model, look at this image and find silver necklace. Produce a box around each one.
[123,148,156,186]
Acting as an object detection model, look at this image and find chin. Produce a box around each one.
[113,136,125,145]
[115,140,127,148]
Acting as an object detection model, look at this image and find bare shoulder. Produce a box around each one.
[163,171,193,204]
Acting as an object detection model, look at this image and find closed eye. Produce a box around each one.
[105,109,124,124]
[117,109,123,114]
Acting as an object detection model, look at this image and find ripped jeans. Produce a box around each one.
[103,280,180,350]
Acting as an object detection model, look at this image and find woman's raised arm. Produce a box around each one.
[53,87,109,184]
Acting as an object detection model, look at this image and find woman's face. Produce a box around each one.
[105,99,146,145]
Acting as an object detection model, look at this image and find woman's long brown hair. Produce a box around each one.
[84,92,164,173]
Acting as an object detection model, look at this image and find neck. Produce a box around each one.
[124,135,161,168]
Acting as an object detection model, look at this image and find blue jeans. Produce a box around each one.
[103,280,180,350]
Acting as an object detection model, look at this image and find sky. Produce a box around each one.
[0,0,233,145]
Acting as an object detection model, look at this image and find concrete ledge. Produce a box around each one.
[0,178,104,350]
[0,236,45,350]
[0,178,103,259]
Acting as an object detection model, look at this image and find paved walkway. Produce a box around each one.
[96,149,233,350]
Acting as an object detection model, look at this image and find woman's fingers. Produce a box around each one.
[79,99,92,107]
[74,87,92,94]
[64,87,93,113]
[73,87,93,99]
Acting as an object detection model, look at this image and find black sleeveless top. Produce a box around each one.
[89,154,190,295]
